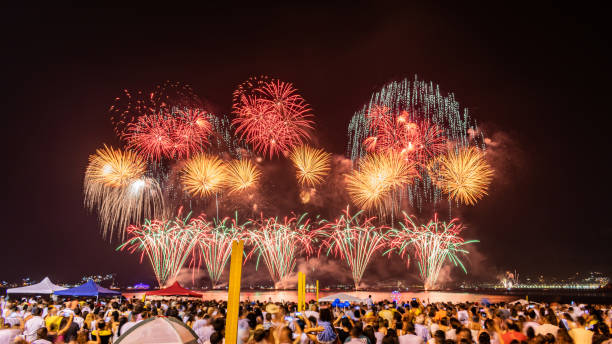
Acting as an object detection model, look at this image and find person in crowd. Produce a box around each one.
[1,294,611,344]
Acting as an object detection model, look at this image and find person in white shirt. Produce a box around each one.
[303,304,320,321]
[523,310,541,335]
[23,307,45,342]
[535,313,560,338]
[399,322,424,344]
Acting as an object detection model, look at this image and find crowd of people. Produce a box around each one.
[1,294,611,344]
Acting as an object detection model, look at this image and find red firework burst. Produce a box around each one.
[364,105,447,164]
[232,78,313,158]
[171,109,212,159]
[126,115,175,161]
[125,108,212,161]
[110,81,202,138]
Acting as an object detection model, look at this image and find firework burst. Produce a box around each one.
[171,108,213,159]
[125,115,175,161]
[85,145,146,187]
[180,154,227,198]
[348,77,486,209]
[387,213,477,289]
[345,152,417,213]
[245,214,317,285]
[192,214,247,288]
[289,145,331,187]
[435,147,493,205]
[85,146,165,240]
[225,159,261,194]
[364,106,447,164]
[117,213,200,287]
[233,78,313,158]
[318,207,388,289]
[110,81,202,137]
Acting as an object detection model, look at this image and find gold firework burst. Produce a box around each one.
[437,147,493,205]
[225,159,261,194]
[85,145,146,187]
[180,154,227,197]
[289,145,331,187]
[345,152,416,212]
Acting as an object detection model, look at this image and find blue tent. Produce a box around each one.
[54,279,121,298]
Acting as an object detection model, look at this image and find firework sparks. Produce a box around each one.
[192,214,247,288]
[110,81,202,137]
[387,213,477,289]
[318,207,388,289]
[225,159,261,194]
[347,77,486,209]
[85,145,146,187]
[85,146,165,240]
[171,108,213,159]
[345,152,417,213]
[436,147,493,205]
[364,106,447,164]
[289,145,331,187]
[125,114,175,161]
[180,154,227,198]
[245,214,317,285]
[117,213,200,287]
[233,78,313,158]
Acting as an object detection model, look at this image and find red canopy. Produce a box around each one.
[146,282,202,297]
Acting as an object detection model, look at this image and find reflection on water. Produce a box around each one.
[194,290,516,303]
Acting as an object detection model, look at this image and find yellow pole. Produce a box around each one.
[316,280,319,303]
[297,271,304,312]
[225,240,244,344]
[301,273,306,311]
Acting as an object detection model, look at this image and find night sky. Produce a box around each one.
[2,5,611,285]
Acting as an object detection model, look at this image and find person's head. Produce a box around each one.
[212,317,226,332]
[528,310,537,320]
[450,317,461,330]
[350,325,363,338]
[253,328,267,342]
[575,316,586,327]
[526,326,536,339]
[77,330,90,344]
[210,331,223,344]
[556,328,572,344]
[342,317,352,330]
[37,327,48,340]
[545,312,558,326]
[32,307,42,316]
[319,307,333,322]
[543,333,556,344]
[507,322,520,332]
[594,322,610,337]
[97,321,106,330]
[363,325,376,343]
[457,328,473,343]
[402,321,415,334]
[478,331,490,344]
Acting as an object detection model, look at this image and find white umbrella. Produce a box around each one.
[115,317,199,344]
[318,293,366,303]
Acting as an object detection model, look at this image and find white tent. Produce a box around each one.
[7,277,66,295]
[318,293,366,303]
[115,317,199,344]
